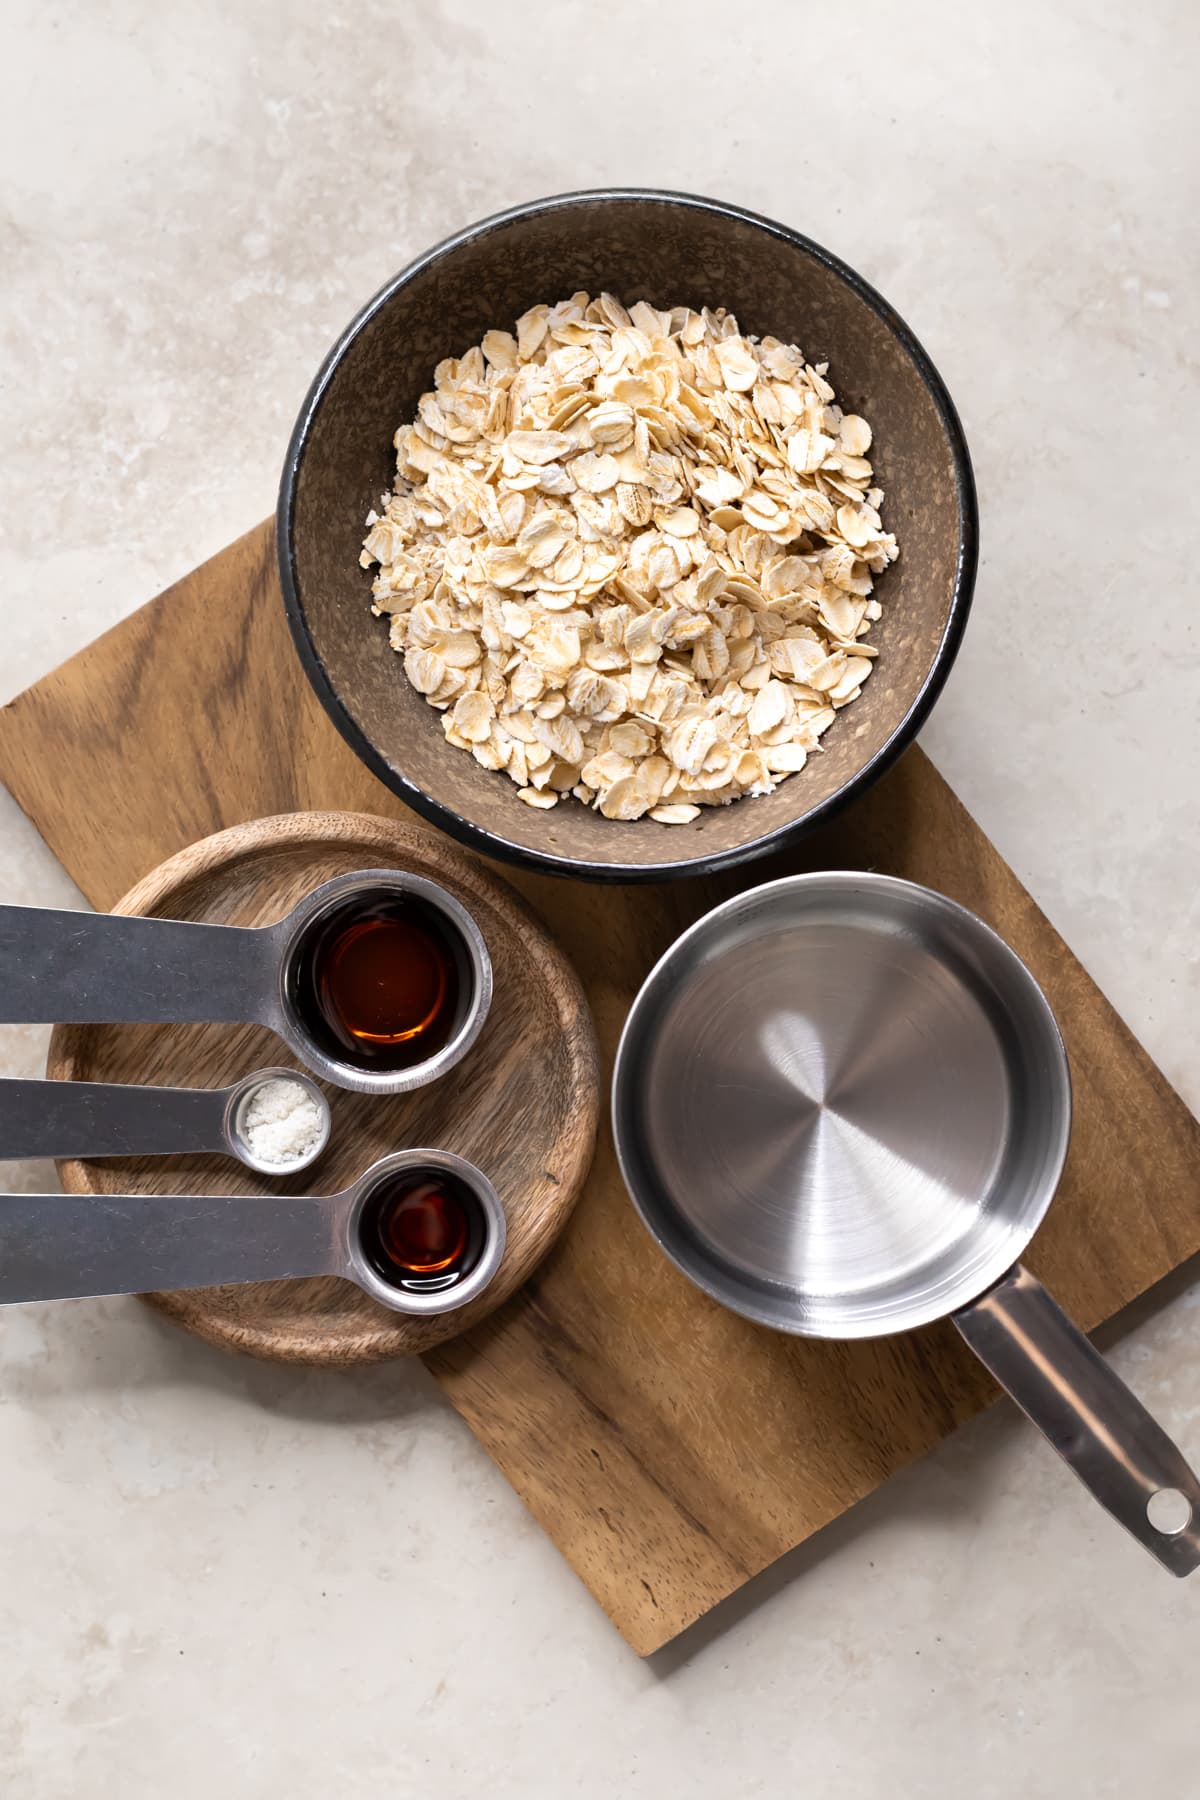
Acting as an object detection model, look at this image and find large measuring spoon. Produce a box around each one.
[0,1151,506,1318]
[0,869,492,1095]
[0,1069,331,1176]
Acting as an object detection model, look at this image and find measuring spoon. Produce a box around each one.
[0,1069,331,1176]
[0,869,492,1095]
[0,1151,506,1318]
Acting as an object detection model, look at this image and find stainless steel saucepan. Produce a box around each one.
[612,872,1200,1574]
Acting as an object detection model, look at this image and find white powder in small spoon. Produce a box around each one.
[240,1077,327,1167]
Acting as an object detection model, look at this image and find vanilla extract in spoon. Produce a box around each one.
[291,892,468,1073]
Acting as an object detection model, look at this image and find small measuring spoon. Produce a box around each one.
[0,869,492,1095]
[0,1069,331,1176]
[0,1151,506,1317]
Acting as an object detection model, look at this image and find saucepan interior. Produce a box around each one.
[612,872,1071,1337]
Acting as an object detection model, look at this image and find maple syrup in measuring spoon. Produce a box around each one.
[359,1166,488,1293]
[292,892,470,1073]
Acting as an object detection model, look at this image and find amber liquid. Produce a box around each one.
[359,1169,486,1292]
[292,895,466,1071]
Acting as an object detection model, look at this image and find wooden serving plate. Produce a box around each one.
[46,811,599,1365]
[3,521,1199,1653]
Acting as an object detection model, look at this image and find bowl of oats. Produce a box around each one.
[278,190,976,881]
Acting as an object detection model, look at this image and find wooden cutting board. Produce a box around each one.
[2,518,1198,1654]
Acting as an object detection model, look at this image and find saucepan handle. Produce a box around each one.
[953,1263,1200,1576]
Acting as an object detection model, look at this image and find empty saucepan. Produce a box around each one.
[613,872,1200,1574]
[0,869,491,1095]
[0,1150,505,1318]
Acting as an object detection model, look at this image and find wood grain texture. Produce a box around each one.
[2,519,1198,1653]
[43,811,598,1364]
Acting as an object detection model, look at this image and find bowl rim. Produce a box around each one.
[277,186,978,883]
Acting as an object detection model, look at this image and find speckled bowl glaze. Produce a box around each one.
[278,189,977,882]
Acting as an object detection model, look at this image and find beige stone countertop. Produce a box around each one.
[1,2,1197,1793]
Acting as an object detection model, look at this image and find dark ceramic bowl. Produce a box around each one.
[279,189,976,883]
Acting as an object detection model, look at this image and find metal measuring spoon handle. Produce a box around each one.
[0,1069,330,1174]
[0,904,283,1025]
[0,1188,339,1300]
[0,1151,506,1317]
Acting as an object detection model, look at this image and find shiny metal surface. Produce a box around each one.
[0,869,492,1095]
[0,1066,331,1174]
[956,1266,1200,1576]
[614,873,1071,1337]
[0,904,274,1024]
[614,872,1200,1575]
[0,1150,505,1318]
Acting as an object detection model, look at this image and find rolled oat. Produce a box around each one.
[361,295,898,821]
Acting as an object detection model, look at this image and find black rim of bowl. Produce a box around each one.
[277,187,979,884]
